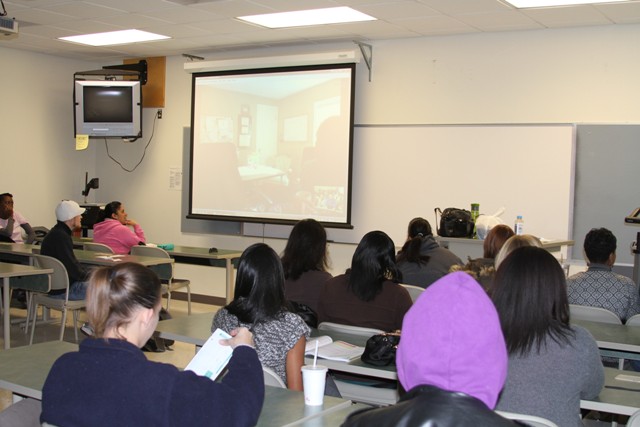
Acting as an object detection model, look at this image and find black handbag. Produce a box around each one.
[435,207,474,238]
[289,300,318,328]
[360,332,401,366]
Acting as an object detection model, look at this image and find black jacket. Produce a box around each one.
[342,385,523,427]
[41,221,88,292]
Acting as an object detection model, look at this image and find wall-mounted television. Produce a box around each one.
[74,80,142,138]
[188,62,355,228]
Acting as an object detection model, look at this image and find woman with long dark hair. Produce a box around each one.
[492,246,603,427]
[281,218,332,312]
[212,243,310,390]
[317,230,412,331]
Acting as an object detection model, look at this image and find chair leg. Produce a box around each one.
[187,286,191,316]
[59,309,67,341]
[618,358,625,370]
[29,303,38,345]
[23,292,31,334]
[166,291,171,311]
[72,310,79,342]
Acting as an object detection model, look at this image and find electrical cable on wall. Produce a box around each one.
[104,109,159,173]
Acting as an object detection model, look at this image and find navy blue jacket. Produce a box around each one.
[41,338,264,427]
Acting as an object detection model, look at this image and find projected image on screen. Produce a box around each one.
[189,63,355,227]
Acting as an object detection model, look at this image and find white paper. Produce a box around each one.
[185,329,233,380]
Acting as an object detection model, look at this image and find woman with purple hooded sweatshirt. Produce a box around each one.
[343,271,520,427]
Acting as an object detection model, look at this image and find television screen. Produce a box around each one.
[74,80,142,138]
[188,63,355,228]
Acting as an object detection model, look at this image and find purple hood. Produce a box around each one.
[396,271,507,409]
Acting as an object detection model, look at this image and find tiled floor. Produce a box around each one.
[0,298,219,412]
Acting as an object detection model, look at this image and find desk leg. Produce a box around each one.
[225,258,235,304]
[3,277,10,349]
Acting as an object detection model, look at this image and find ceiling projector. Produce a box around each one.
[0,16,18,38]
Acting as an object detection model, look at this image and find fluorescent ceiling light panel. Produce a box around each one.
[237,6,376,29]
[59,29,170,46]
[504,0,632,7]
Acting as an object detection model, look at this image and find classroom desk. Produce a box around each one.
[0,243,175,269]
[164,246,242,304]
[0,340,76,399]
[73,250,175,269]
[155,311,215,346]
[286,402,370,427]
[258,387,353,427]
[0,242,39,265]
[580,367,640,416]
[155,314,640,417]
[1,263,52,350]
[0,340,354,426]
[156,316,399,380]
[573,319,640,361]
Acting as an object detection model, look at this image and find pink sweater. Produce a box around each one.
[93,219,146,254]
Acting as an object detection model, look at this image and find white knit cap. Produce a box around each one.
[55,200,85,222]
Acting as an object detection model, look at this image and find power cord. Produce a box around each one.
[104,109,159,172]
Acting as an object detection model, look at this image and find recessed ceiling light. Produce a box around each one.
[59,29,170,47]
[237,6,376,29]
[504,0,632,8]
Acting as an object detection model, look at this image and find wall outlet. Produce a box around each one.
[157,109,163,119]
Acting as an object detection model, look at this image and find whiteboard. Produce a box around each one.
[244,124,576,246]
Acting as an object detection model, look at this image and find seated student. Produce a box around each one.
[212,243,309,390]
[451,224,515,290]
[493,247,604,427]
[343,272,519,427]
[93,201,146,254]
[40,200,89,300]
[316,230,412,331]
[396,217,462,288]
[567,227,640,322]
[281,218,332,313]
[41,262,264,427]
[0,193,36,244]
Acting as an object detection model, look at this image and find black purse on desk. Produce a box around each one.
[361,332,401,366]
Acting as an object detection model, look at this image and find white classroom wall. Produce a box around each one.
[2,23,640,298]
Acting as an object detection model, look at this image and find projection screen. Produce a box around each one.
[189,63,355,228]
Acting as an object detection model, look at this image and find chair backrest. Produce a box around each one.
[400,284,424,303]
[318,322,384,337]
[627,408,640,427]
[626,314,640,326]
[569,304,622,325]
[130,245,173,280]
[496,411,559,427]
[83,242,114,254]
[263,366,286,388]
[33,254,69,292]
[0,398,42,427]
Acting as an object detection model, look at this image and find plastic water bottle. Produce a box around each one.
[514,215,524,235]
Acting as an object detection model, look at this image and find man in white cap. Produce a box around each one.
[41,200,89,300]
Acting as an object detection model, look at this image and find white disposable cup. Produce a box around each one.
[301,365,327,406]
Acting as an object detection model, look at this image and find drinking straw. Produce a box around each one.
[313,340,319,367]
